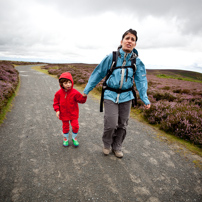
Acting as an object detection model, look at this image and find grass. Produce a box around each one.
[31,65,57,78]
[0,79,20,126]
[193,160,202,170]
[157,74,202,83]
[47,66,59,69]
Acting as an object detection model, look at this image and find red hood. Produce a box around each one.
[59,72,74,89]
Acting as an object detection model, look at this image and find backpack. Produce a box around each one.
[100,50,137,112]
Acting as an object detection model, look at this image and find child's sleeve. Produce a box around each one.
[53,92,60,112]
[75,91,87,104]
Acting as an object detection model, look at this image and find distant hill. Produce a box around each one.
[146,69,202,82]
[66,64,202,82]
[2,60,202,82]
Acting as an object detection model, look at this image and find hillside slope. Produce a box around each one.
[147,69,202,82]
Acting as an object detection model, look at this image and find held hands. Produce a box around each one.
[82,92,149,109]
[56,111,60,118]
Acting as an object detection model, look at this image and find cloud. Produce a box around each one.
[0,0,202,72]
[36,0,202,35]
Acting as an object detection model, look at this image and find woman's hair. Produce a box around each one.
[118,29,138,50]
[122,29,138,41]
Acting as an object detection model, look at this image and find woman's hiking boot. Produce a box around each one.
[103,147,110,155]
[112,149,123,158]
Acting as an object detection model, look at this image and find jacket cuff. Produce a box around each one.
[144,100,150,105]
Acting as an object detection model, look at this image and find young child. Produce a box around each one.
[53,72,87,147]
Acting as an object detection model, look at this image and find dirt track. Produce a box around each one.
[0,65,202,202]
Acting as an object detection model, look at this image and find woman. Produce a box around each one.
[83,29,150,158]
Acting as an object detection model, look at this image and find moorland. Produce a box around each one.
[1,61,202,149]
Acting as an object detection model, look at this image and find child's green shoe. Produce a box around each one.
[72,138,79,147]
[63,138,69,147]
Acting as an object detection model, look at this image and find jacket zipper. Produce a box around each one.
[116,53,128,103]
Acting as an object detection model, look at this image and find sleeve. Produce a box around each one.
[53,91,60,112]
[134,58,150,105]
[75,90,87,104]
[83,54,113,95]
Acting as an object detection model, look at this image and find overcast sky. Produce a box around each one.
[0,0,202,73]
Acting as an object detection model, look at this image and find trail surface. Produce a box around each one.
[0,65,202,202]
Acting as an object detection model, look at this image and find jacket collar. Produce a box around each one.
[118,48,138,60]
[120,48,132,58]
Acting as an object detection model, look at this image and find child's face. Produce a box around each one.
[63,80,72,90]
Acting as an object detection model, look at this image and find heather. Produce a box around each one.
[142,75,202,147]
[42,63,96,85]
[0,61,19,113]
[43,64,202,147]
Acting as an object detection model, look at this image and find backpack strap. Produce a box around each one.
[100,84,106,112]
[129,53,137,107]
[102,51,117,87]
[130,52,137,73]
[113,51,116,66]
[113,51,118,68]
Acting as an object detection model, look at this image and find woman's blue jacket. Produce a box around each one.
[84,48,150,105]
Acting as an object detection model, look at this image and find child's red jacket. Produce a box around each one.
[53,72,87,121]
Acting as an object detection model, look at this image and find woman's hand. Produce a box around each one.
[56,111,60,118]
[144,104,151,109]
[82,93,87,97]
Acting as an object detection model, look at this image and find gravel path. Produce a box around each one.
[0,65,202,202]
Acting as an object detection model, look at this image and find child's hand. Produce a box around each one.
[82,93,87,97]
[56,111,60,118]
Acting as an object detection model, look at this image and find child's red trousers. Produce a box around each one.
[62,119,79,134]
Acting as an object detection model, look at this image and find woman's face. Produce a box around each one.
[121,33,136,53]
